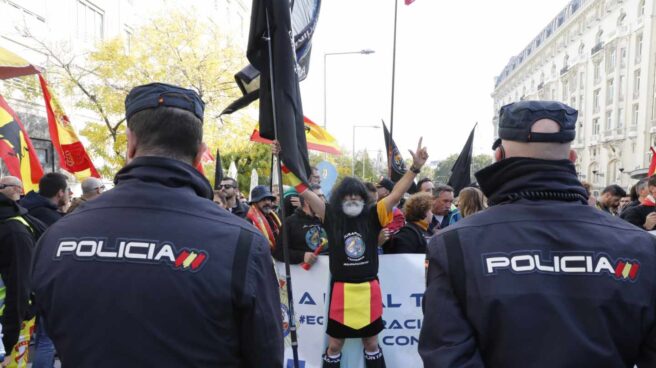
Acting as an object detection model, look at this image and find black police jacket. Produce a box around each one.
[32,156,283,368]
[419,158,656,367]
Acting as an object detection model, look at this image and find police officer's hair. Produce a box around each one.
[221,177,238,188]
[601,184,626,197]
[432,184,454,198]
[128,106,202,163]
[39,172,68,198]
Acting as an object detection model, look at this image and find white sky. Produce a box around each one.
[299,0,570,162]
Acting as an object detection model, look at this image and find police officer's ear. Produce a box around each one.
[192,142,208,168]
[568,149,577,163]
[126,127,137,162]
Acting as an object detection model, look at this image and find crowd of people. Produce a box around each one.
[2,85,656,367]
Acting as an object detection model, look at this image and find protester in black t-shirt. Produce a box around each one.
[299,138,428,368]
[386,192,434,254]
[273,185,328,265]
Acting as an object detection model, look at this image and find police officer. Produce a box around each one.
[31,83,283,367]
[419,100,656,367]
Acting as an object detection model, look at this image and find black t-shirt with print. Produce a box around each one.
[273,208,329,264]
[324,202,390,283]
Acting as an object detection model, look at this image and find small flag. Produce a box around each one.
[38,74,100,180]
[0,95,44,192]
[405,0,416,5]
[649,147,656,176]
[382,121,407,182]
[448,124,476,196]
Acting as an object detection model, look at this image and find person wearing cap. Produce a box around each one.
[375,178,406,253]
[246,185,282,250]
[273,184,328,265]
[31,83,283,367]
[419,100,656,367]
[66,177,106,213]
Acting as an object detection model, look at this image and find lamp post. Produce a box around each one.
[323,49,375,129]
[352,125,380,177]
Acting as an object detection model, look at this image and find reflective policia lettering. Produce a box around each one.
[55,239,207,271]
[483,251,640,281]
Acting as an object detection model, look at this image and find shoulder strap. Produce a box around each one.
[443,230,467,312]
[232,229,254,306]
[4,215,34,236]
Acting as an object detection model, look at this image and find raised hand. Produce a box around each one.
[408,137,429,170]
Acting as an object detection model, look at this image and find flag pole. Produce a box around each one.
[388,0,399,158]
[264,9,301,368]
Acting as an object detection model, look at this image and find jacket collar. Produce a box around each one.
[114,156,213,200]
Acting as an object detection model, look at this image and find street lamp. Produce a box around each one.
[324,49,375,129]
[352,124,381,176]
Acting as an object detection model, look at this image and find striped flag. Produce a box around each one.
[649,147,656,176]
[329,280,383,330]
[0,95,44,192]
[0,46,38,80]
[250,116,341,155]
[38,74,99,180]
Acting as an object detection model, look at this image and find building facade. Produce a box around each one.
[492,0,655,193]
[0,0,248,175]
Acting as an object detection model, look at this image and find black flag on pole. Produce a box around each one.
[213,149,224,190]
[382,120,406,183]
[447,124,476,196]
[247,0,313,187]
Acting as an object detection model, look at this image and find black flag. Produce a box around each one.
[448,125,476,196]
[213,149,224,190]
[247,0,312,185]
[382,121,406,182]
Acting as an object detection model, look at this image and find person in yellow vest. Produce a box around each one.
[0,187,38,367]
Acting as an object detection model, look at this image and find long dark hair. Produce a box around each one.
[329,177,369,211]
[327,177,373,247]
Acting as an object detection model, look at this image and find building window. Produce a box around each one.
[620,47,627,68]
[636,34,643,64]
[593,89,601,113]
[607,48,616,71]
[562,82,568,100]
[571,96,577,110]
[594,62,601,84]
[593,118,600,135]
[607,79,614,104]
[579,43,585,56]
[619,75,625,101]
[639,0,646,16]
[618,108,624,129]
[76,1,104,43]
[633,103,640,126]
[606,110,613,130]
[579,72,585,89]
[634,69,641,98]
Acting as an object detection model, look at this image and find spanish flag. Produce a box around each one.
[329,280,383,331]
[0,95,44,192]
[250,116,341,155]
[0,46,38,80]
[38,74,99,180]
[649,147,656,177]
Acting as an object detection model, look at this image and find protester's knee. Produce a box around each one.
[327,338,345,354]
[362,336,379,352]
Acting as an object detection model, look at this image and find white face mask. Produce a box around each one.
[342,199,365,217]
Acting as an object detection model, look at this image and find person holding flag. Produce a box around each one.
[293,137,428,368]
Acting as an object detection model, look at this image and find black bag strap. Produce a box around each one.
[232,229,254,306]
[444,230,467,312]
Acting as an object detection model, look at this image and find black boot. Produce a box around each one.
[364,346,386,368]
[322,350,341,368]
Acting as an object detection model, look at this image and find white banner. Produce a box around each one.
[276,254,425,368]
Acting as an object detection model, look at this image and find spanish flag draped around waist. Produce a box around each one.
[329,279,383,330]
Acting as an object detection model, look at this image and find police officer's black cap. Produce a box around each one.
[493,100,577,149]
[125,82,205,121]
[250,185,276,204]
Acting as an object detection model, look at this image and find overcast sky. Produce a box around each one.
[299,0,569,162]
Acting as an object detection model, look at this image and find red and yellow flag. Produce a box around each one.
[0,95,44,192]
[329,280,383,330]
[0,46,38,80]
[38,75,99,180]
[649,147,656,177]
[250,116,341,155]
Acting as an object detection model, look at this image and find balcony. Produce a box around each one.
[591,42,604,55]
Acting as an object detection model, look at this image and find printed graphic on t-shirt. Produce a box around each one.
[344,232,366,261]
[305,226,328,251]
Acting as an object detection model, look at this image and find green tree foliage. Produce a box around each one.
[26,11,248,178]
